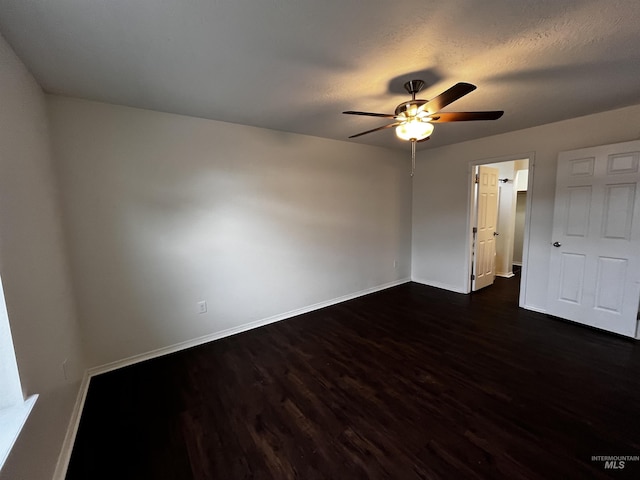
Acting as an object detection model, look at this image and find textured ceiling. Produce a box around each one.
[1,0,639,150]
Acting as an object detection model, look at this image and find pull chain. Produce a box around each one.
[411,140,416,177]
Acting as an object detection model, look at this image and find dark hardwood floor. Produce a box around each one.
[66,276,640,479]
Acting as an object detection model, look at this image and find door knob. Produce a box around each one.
[553,241,561,247]
[493,232,499,236]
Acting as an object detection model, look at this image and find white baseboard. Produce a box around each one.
[411,277,468,294]
[88,277,411,377]
[53,374,90,480]
[54,278,410,478]
[496,272,515,278]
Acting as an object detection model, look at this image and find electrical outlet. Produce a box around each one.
[62,359,69,381]
[197,301,207,314]
[393,260,398,269]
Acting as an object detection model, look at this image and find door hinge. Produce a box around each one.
[475,173,479,184]
[471,274,475,280]
[472,227,477,234]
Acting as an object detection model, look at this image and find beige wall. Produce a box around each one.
[47,96,413,368]
[0,35,86,480]
[412,104,640,310]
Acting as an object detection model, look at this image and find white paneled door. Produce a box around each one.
[547,140,640,337]
[473,166,499,291]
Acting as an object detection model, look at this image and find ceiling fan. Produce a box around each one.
[343,80,503,175]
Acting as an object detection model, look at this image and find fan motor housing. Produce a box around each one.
[395,99,428,117]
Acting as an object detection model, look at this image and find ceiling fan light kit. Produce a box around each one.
[343,79,504,175]
[395,118,434,141]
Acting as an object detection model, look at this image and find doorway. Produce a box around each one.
[466,154,534,307]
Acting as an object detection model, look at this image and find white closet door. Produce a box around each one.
[547,140,640,337]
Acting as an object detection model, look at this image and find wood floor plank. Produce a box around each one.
[66,277,640,479]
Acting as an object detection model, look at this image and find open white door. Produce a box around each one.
[547,140,640,338]
[472,166,499,291]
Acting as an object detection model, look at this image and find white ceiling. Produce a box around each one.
[1,0,640,151]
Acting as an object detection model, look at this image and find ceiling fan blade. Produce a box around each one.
[348,122,401,138]
[417,136,431,143]
[423,82,477,114]
[343,110,397,118]
[428,111,504,123]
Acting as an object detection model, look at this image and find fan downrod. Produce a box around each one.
[403,79,425,99]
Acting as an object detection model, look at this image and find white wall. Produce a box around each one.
[47,96,413,367]
[412,104,640,309]
[0,34,86,480]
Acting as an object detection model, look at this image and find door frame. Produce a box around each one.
[464,152,535,308]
